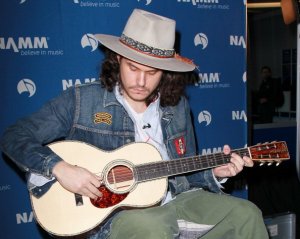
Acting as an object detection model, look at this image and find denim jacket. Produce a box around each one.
[0,81,222,237]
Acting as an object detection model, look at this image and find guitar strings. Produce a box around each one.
[106,148,250,183]
[104,144,287,183]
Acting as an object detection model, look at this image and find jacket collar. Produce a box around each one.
[102,88,122,108]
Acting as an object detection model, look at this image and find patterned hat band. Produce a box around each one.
[119,34,175,58]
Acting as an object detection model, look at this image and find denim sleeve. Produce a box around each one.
[0,87,76,179]
[186,170,223,194]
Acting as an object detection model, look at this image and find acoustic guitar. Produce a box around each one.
[30,140,290,236]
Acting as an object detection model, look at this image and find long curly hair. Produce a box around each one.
[100,48,196,107]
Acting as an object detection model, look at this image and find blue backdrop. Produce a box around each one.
[0,0,246,238]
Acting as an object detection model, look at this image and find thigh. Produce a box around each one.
[172,189,256,224]
[110,203,179,239]
[172,189,268,239]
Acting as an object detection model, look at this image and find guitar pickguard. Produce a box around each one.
[91,185,129,208]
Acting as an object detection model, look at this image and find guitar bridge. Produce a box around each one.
[75,193,83,206]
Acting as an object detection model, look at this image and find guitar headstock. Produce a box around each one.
[249,141,290,166]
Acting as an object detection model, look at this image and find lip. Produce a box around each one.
[130,88,147,94]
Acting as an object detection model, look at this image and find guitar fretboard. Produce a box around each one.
[135,148,250,182]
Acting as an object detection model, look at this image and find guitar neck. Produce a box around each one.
[135,148,250,182]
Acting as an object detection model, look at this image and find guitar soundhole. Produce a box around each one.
[90,164,133,208]
[90,185,129,208]
[106,165,134,187]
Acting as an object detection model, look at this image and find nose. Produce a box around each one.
[137,72,146,87]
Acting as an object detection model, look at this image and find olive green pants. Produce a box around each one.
[110,189,269,239]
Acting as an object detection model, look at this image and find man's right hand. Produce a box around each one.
[52,161,102,200]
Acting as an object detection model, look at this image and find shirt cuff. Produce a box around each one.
[212,173,228,188]
[29,173,55,187]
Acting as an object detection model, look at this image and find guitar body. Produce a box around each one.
[30,141,167,237]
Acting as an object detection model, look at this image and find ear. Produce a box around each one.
[117,55,121,63]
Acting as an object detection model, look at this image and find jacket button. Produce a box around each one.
[126,139,131,143]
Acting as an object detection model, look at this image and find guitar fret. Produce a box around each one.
[136,152,226,182]
[200,155,209,168]
[210,154,217,166]
[194,156,202,169]
[189,157,197,171]
[173,160,183,175]
[135,145,279,182]
[136,162,167,181]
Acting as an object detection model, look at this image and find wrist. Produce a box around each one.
[52,161,67,178]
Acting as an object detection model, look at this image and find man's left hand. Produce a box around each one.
[212,145,254,178]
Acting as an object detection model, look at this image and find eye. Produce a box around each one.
[129,64,137,71]
[147,70,158,76]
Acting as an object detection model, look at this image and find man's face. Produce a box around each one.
[261,68,271,80]
[118,56,163,106]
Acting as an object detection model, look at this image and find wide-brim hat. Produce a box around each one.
[95,9,196,72]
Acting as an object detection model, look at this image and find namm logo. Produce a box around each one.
[201,146,222,155]
[0,184,11,192]
[17,79,36,97]
[230,35,246,48]
[177,0,229,10]
[0,37,48,53]
[177,0,219,5]
[198,110,212,126]
[16,211,34,224]
[137,0,152,5]
[81,34,99,52]
[198,72,220,83]
[232,110,247,122]
[74,0,121,7]
[194,33,208,49]
[195,72,230,89]
[62,77,97,90]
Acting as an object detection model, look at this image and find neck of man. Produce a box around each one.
[123,95,148,113]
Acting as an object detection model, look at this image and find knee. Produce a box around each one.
[232,199,263,220]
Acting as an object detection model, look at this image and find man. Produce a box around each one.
[0,9,268,239]
[257,66,283,123]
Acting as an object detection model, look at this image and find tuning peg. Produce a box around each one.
[259,162,265,166]
[267,162,273,166]
[276,161,281,166]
